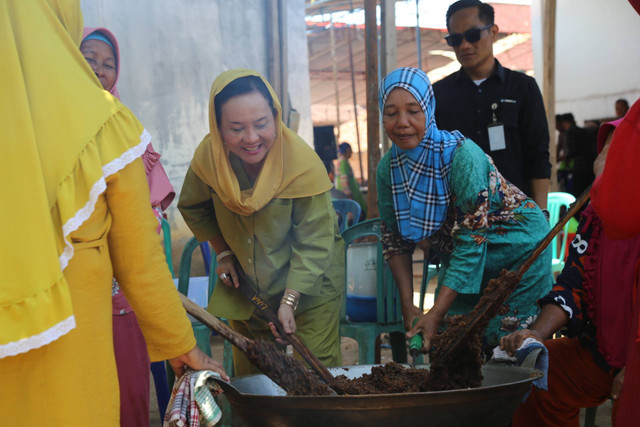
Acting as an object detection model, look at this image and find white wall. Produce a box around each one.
[81,0,313,268]
[532,0,640,124]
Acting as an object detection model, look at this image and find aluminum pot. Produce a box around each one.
[215,362,542,427]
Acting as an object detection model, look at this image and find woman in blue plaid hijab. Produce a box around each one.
[376,67,552,357]
[379,67,465,242]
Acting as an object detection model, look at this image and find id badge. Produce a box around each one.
[488,123,506,151]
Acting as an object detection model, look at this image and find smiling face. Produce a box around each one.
[80,39,116,91]
[219,91,277,176]
[382,88,426,150]
[448,6,498,79]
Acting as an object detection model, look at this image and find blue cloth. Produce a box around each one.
[516,337,549,392]
[83,31,114,50]
[379,67,465,242]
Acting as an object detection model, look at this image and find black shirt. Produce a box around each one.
[433,60,551,196]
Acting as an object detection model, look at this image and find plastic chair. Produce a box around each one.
[547,192,576,274]
[177,238,234,377]
[419,260,440,312]
[200,241,212,276]
[161,218,174,276]
[177,237,216,357]
[340,218,408,364]
[332,199,362,233]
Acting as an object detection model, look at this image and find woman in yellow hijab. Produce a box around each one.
[0,0,227,424]
[179,69,345,376]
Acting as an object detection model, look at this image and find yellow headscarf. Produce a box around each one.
[0,0,149,357]
[191,69,331,216]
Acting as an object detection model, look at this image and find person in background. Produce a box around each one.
[376,67,552,358]
[433,0,551,212]
[80,27,176,424]
[324,160,349,200]
[500,118,636,427]
[615,98,629,119]
[555,113,574,193]
[0,1,227,425]
[178,69,344,376]
[555,113,597,198]
[335,142,367,217]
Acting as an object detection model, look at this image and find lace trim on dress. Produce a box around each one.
[0,315,76,358]
[58,129,151,271]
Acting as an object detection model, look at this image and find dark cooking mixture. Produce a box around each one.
[429,269,522,390]
[328,270,522,394]
[330,362,430,394]
[245,269,520,396]
[246,339,334,396]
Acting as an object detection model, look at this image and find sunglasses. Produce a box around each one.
[445,23,494,47]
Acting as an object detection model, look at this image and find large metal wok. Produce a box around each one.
[214,361,542,427]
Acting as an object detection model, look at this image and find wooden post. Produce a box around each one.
[279,0,289,124]
[380,0,396,154]
[542,0,557,191]
[267,0,289,125]
[347,2,365,186]
[330,15,341,144]
[267,0,281,102]
[364,0,380,218]
[415,0,422,69]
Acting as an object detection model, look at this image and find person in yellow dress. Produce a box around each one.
[0,1,227,425]
[178,69,344,376]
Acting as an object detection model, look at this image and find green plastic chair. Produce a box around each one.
[340,218,408,365]
[161,219,174,277]
[547,192,576,274]
[419,260,439,312]
[177,238,234,377]
[177,237,215,357]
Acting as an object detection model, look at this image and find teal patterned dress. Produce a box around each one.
[377,140,553,348]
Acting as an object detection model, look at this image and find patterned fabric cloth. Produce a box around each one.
[378,67,465,242]
[164,369,223,427]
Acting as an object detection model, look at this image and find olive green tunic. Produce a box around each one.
[179,158,344,373]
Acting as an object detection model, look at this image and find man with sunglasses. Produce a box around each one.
[433,0,551,212]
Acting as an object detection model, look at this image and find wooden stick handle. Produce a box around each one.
[517,185,592,277]
[236,270,335,384]
[179,293,250,351]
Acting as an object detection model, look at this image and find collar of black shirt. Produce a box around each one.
[454,59,506,85]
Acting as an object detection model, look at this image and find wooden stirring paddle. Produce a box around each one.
[179,293,335,396]
[234,268,336,385]
[430,186,592,369]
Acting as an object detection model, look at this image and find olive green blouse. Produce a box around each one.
[178,160,344,320]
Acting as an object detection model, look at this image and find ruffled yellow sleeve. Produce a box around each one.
[106,158,196,361]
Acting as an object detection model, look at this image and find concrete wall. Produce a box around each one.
[81,0,312,273]
[531,0,640,125]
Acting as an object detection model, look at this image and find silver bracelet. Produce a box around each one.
[216,250,234,263]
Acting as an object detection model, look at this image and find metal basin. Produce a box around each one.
[217,363,541,427]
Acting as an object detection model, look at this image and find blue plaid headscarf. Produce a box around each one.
[379,67,465,242]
